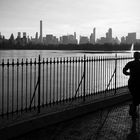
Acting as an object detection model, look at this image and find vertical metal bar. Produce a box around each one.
[89,57,91,95]
[46,58,48,105]
[69,57,71,100]
[83,55,86,101]
[7,59,9,115]
[21,59,23,111]
[53,58,55,103]
[34,58,37,108]
[78,57,80,97]
[94,57,96,94]
[38,55,41,113]
[42,58,45,106]
[66,57,68,100]
[75,57,77,98]
[86,57,88,95]
[30,59,32,110]
[81,57,83,98]
[50,58,52,104]
[2,59,4,116]
[25,59,28,111]
[115,53,117,94]
[57,58,59,103]
[91,57,94,95]
[12,59,14,114]
[72,57,75,99]
[63,58,65,101]
[17,59,19,113]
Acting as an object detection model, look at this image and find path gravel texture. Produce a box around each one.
[18,102,140,140]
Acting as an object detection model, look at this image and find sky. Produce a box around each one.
[0,0,140,40]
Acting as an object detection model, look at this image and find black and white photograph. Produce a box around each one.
[0,0,140,139]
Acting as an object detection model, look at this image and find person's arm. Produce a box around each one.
[123,63,130,75]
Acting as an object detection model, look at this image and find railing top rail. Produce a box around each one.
[0,55,133,66]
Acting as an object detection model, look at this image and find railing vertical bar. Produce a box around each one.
[69,57,72,100]
[72,57,75,99]
[89,57,91,95]
[103,56,105,94]
[38,55,41,113]
[91,57,93,95]
[7,59,9,115]
[75,57,78,98]
[105,56,107,94]
[46,58,48,105]
[60,57,62,101]
[2,59,4,116]
[66,57,68,100]
[63,58,66,101]
[21,59,23,111]
[16,59,19,113]
[81,57,83,98]
[115,54,117,94]
[56,58,59,103]
[94,57,96,94]
[42,58,45,106]
[53,58,56,103]
[50,58,52,104]
[78,57,80,97]
[12,59,14,114]
[85,57,89,94]
[63,57,65,101]
[30,59,32,110]
[83,55,86,101]
[108,57,110,90]
[34,58,37,108]
[25,59,28,111]
[101,56,103,93]
[96,57,98,94]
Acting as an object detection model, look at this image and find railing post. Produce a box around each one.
[115,53,117,94]
[83,55,86,101]
[38,55,41,113]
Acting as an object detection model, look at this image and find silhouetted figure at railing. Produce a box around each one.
[123,51,140,118]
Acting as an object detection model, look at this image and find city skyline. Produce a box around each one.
[0,0,140,39]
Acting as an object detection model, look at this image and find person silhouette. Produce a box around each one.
[123,51,140,117]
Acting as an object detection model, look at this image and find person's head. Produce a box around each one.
[134,51,140,60]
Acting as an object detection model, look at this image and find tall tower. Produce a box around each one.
[40,20,43,43]
[93,28,96,44]
[90,28,96,44]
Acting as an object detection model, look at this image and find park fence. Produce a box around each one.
[0,54,133,117]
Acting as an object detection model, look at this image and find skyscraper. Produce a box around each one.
[106,28,112,43]
[90,28,96,44]
[40,20,43,43]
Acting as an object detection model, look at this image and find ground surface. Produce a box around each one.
[17,102,140,140]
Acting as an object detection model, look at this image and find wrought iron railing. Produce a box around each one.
[0,54,133,117]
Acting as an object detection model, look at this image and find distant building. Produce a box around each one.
[90,28,96,44]
[60,33,78,44]
[22,32,27,45]
[97,37,106,44]
[9,33,15,44]
[39,20,43,43]
[106,28,112,43]
[79,36,89,44]
[44,34,58,45]
[126,32,136,44]
[121,36,126,44]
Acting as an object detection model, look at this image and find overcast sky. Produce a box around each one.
[0,0,140,39]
